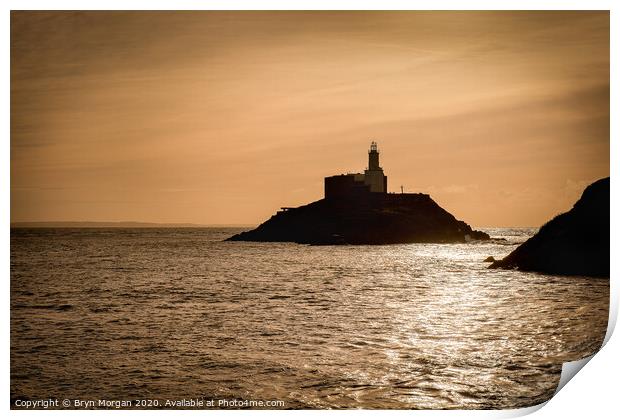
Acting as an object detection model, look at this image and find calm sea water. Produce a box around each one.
[10,228,608,409]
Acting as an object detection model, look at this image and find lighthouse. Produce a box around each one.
[364,141,387,193]
[323,141,388,199]
[368,141,380,170]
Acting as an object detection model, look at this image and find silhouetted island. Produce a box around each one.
[489,177,609,278]
[227,142,489,245]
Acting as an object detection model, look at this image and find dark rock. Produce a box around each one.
[226,193,489,245]
[484,256,496,263]
[489,177,609,278]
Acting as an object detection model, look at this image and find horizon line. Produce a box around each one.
[10,221,256,228]
[10,220,538,229]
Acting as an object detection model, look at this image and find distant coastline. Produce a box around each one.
[10,221,253,228]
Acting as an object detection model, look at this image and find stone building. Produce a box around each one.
[324,141,388,199]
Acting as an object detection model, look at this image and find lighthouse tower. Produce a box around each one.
[364,141,387,193]
[368,141,380,170]
[323,141,388,199]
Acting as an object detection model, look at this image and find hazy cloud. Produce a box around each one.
[11,11,609,226]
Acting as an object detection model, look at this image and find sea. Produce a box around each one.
[10,227,609,409]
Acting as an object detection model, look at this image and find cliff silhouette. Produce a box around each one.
[226,193,490,245]
[489,177,609,277]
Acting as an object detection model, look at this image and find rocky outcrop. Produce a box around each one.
[489,177,609,278]
[227,193,489,245]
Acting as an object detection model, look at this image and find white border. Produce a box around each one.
[3,1,616,419]
[1,0,617,11]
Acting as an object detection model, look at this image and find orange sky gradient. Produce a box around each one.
[11,11,609,227]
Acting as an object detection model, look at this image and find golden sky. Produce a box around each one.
[11,11,609,227]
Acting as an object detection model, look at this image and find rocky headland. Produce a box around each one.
[226,193,489,245]
[489,177,609,277]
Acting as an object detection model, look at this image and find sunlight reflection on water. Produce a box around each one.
[10,227,608,409]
